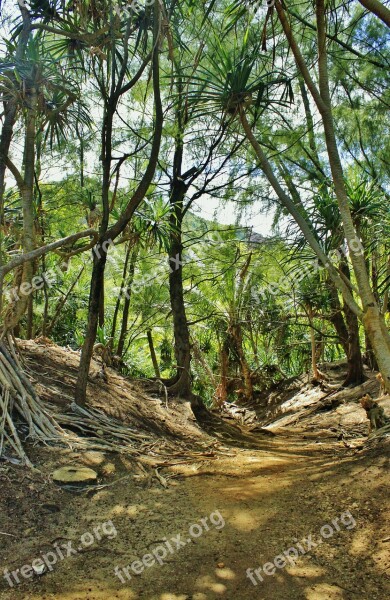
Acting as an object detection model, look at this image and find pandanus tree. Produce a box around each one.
[185,4,390,392]
[73,0,164,406]
[0,24,91,334]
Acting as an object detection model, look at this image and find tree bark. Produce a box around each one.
[167,203,192,397]
[231,322,254,400]
[74,251,107,406]
[111,242,131,341]
[147,329,161,378]
[358,0,390,28]
[117,245,138,357]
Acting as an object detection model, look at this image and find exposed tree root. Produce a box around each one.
[0,341,67,467]
[0,341,214,468]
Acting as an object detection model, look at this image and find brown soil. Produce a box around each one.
[0,342,389,600]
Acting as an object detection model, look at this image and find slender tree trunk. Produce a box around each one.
[328,284,349,355]
[215,340,229,407]
[111,242,131,340]
[26,294,33,339]
[117,246,138,357]
[165,130,192,397]
[306,305,324,382]
[0,102,17,314]
[41,256,50,336]
[74,251,107,406]
[45,266,85,336]
[4,86,37,331]
[147,329,161,378]
[383,255,390,314]
[191,336,217,387]
[167,210,191,397]
[343,303,365,385]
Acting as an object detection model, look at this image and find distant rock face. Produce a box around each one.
[51,466,98,484]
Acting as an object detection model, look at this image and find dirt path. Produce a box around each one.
[1,438,389,600]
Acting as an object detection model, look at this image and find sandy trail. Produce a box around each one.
[1,440,389,600]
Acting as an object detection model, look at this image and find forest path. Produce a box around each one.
[1,438,389,600]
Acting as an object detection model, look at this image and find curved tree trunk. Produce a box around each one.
[253,1,390,393]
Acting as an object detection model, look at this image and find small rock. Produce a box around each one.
[52,466,98,484]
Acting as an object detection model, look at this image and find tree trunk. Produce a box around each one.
[343,303,365,386]
[272,0,390,393]
[167,211,192,397]
[74,251,107,406]
[215,340,229,407]
[358,0,390,28]
[3,87,37,331]
[328,283,349,355]
[328,279,364,385]
[74,0,165,404]
[165,128,192,397]
[111,242,131,340]
[339,261,365,386]
[0,101,17,314]
[147,329,161,378]
[26,293,33,339]
[191,336,217,387]
[117,245,138,357]
[231,323,253,400]
[45,266,85,336]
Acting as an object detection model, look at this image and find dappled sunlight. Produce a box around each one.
[160,594,191,600]
[349,526,375,556]
[214,566,236,580]
[109,503,149,519]
[195,574,228,594]
[226,507,275,532]
[285,563,326,578]
[221,474,290,499]
[304,582,345,599]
